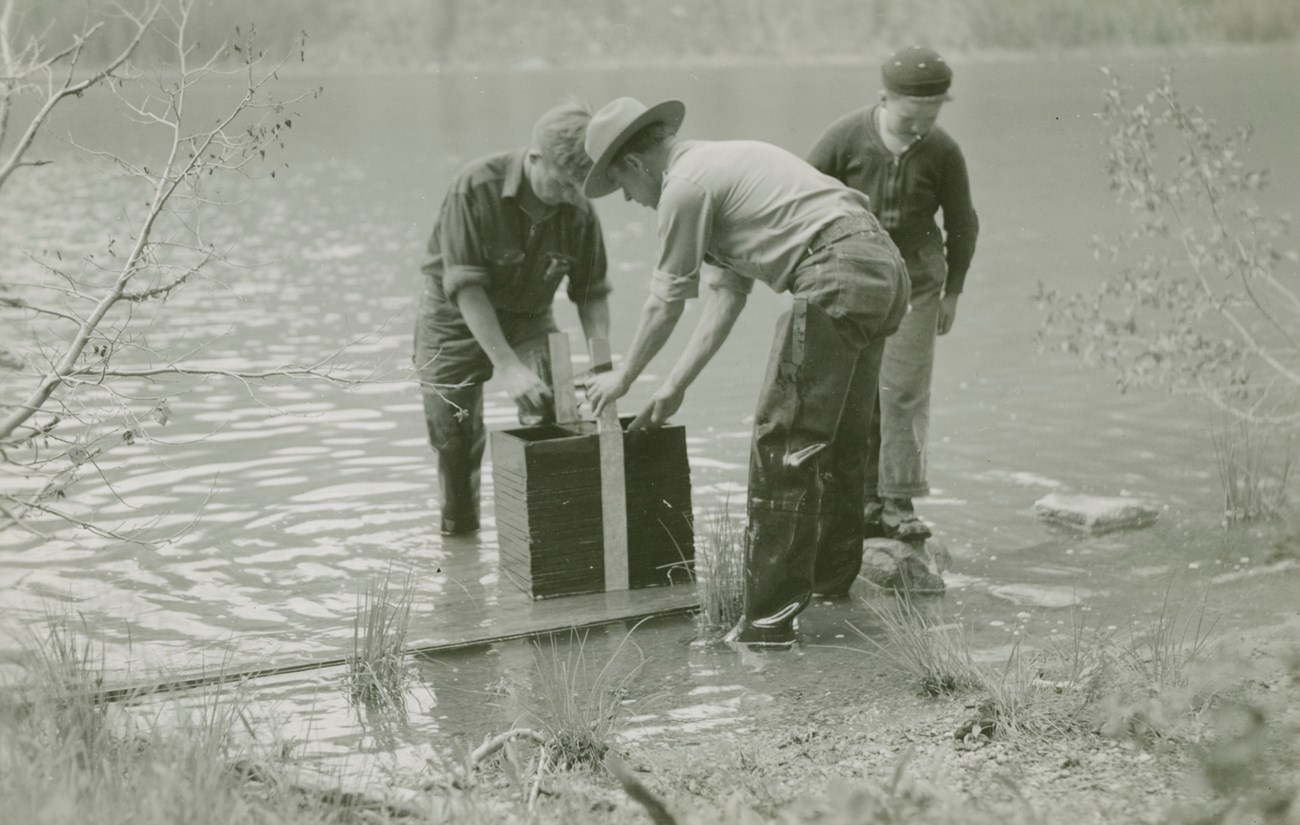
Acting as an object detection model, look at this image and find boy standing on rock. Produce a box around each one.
[809,45,980,542]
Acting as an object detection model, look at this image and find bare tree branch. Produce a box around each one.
[0,0,161,190]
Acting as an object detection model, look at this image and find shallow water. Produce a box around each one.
[2,48,1299,778]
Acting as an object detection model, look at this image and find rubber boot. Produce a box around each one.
[727,503,817,646]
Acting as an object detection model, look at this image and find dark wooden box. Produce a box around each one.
[490,418,694,600]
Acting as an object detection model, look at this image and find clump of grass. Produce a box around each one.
[975,633,1094,739]
[978,591,1222,742]
[11,610,115,760]
[852,593,983,696]
[522,624,647,770]
[1212,417,1296,523]
[971,606,1119,739]
[1,613,369,825]
[344,566,415,709]
[693,503,746,635]
[1118,588,1219,692]
[861,585,1226,742]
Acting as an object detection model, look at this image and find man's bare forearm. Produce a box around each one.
[618,293,685,382]
[663,287,747,396]
[456,285,521,370]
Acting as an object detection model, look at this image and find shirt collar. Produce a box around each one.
[502,148,528,200]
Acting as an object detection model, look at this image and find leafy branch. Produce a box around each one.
[1035,68,1300,429]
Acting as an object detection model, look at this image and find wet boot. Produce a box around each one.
[883,497,931,542]
[727,503,818,646]
[862,497,886,540]
[811,482,870,598]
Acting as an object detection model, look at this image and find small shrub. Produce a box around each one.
[1035,68,1300,521]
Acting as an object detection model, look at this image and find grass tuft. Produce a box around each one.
[853,593,983,696]
[344,566,415,709]
[1,612,365,825]
[861,585,1225,742]
[521,623,647,770]
[1119,587,1219,692]
[1212,418,1296,523]
[693,502,746,635]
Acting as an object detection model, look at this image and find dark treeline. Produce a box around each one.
[11,0,1300,70]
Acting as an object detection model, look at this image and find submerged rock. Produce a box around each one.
[1033,492,1159,534]
[859,538,946,595]
[989,583,1088,608]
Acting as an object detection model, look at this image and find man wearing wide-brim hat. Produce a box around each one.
[583,97,910,646]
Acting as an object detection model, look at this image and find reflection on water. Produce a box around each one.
[3,48,1300,778]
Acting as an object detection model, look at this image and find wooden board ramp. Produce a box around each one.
[75,548,698,705]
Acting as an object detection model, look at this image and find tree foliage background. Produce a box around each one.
[7,0,1300,70]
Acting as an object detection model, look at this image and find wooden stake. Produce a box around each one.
[548,332,580,425]
[589,337,629,592]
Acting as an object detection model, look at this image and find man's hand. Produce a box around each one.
[498,362,552,411]
[585,368,631,417]
[628,384,685,429]
[937,293,960,336]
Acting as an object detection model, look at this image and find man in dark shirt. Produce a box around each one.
[414,100,611,536]
[808,45,979,541]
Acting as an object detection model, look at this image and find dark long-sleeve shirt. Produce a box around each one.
[420,149,609,320]
[808,104,978,295]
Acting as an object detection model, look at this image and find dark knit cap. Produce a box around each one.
[881,45,952,97]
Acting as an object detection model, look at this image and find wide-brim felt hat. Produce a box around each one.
[583,97,686,198]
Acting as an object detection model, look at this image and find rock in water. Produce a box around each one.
[1033,492,1158,534]
[859,538,945,595]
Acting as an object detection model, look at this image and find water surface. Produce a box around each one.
[2,48,1298,776]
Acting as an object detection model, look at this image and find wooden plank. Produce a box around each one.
[548,332,580,425]
[410,583,696,653]
[589,337,629,592]
[85,581,698,704]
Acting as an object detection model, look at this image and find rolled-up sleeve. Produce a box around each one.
[650,178,711,304]
[437,192,492,299]
[567,210,612,304]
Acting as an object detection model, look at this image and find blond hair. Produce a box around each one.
[532,98,594,181]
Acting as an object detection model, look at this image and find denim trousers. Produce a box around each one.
[743,217,909,628]
[865,242,946,501]
[414,291,556,534]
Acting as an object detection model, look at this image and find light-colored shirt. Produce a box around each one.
[651,139,875,302]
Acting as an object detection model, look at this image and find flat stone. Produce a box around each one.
[989,583,1089,608]
[1033,492,1159,534]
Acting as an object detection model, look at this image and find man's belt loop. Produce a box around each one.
[808,213,875,256]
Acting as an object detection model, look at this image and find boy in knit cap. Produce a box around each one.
[808,45,980,542]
